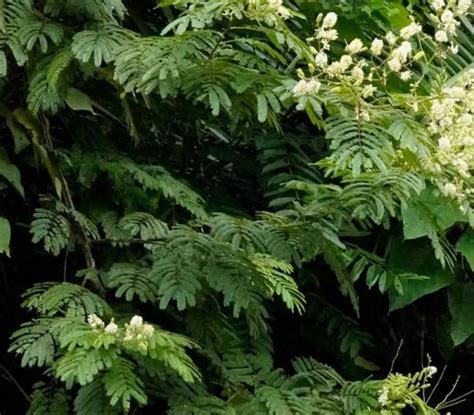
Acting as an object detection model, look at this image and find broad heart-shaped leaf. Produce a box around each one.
[388,237,456,312]
[448,283,474,346]
[401,185,467,240]
[0,216,11,256]
[456,229,474,269]
[0,147,24,197]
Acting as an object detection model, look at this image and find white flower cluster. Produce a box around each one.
[292,76,321,97]
[427,70,474,206]
[124,315,155,342]
[378,385,389,407]
[87,313,105,329]
[428,0,472,51]
[87,314,118,334]
[246,0,291,24]
[314,12,338,50]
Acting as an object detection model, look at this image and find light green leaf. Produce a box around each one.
[0,147,24,196]
[65,88,96,113]
[0,50,7,78]
[448,283,474,345]
[456,229,474,269]
[0,216,10,256]
[402,185,467,239]
[388,237,456,311]
[257,94,268,123]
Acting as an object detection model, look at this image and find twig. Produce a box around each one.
[427,364,447,403]
[436,375,461,408]
[92,237,167,245]
[388,339,404,375]
[0,363,31,402]
[63,249,69,282]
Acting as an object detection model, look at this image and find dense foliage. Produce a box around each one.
[0,0,473,413]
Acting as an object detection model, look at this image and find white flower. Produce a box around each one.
[370,38,384,55]
[450,44,459,54]
[441,9,454,24]
[435,30,449,42]
[444,86,466,99]
[346,38,364,54]
[292,78,321,97]
[276,6,290,19]
[393,41,412,62]
[362,84,377,98]
[104,319,118,334]
[458,113,473,126]
[439,116,453,128]
[387,56,402,72]
[400,22,422,39]
[315,51,328,67]
[443,182,459,197]
[386,31,397,45]
[351,67,364,84]
[322,12,338,28]
[456,0,472,14]
[438,136,452,151]
[130,315,143,328]
[340,54,353,69]
[426,366,438,377]
[430,0,445,11]
[400,71,412,80]
[358,109,370,122]
[87,313,104,330]
[378,385,389,407]
[142,323,155,338]
[453,158,470,177]
[317,29,338,41]
[268,0,283,7]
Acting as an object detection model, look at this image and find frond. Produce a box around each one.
[44,0,126,21]
[119,211,169,244]
[74,378,119,415]
[21,282,111,318]
[17,17,64,53]
[256,132,321,210]
[27,382,70,415]
[149,246,203,310]
[56,348,116,388]
[105,263,159,303]
[9,318,56,367]
[323,112,394,176]
[103,357,148,411]
[27,67,63,114]
[71,24,133,67]
[114,31,217,94]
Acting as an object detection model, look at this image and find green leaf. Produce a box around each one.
[388,237,456,311]
[456,229,474,269]
[65,88,96,113]
[0,216,10,256]
[448,283,474,346]
[0,147,24,196]
[402,186,467,239]
[257,94,268,123]
[0,50,7,77]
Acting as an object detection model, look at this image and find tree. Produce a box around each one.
[1,0,473,413]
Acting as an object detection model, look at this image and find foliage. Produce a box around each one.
[0,0,472,414]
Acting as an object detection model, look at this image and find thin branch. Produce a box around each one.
[436,375,461,408]
[0,363,31,402]
[388,339,404,375]
[427,364,447,403]
[437,389,474,410]
[92,237,167,245]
